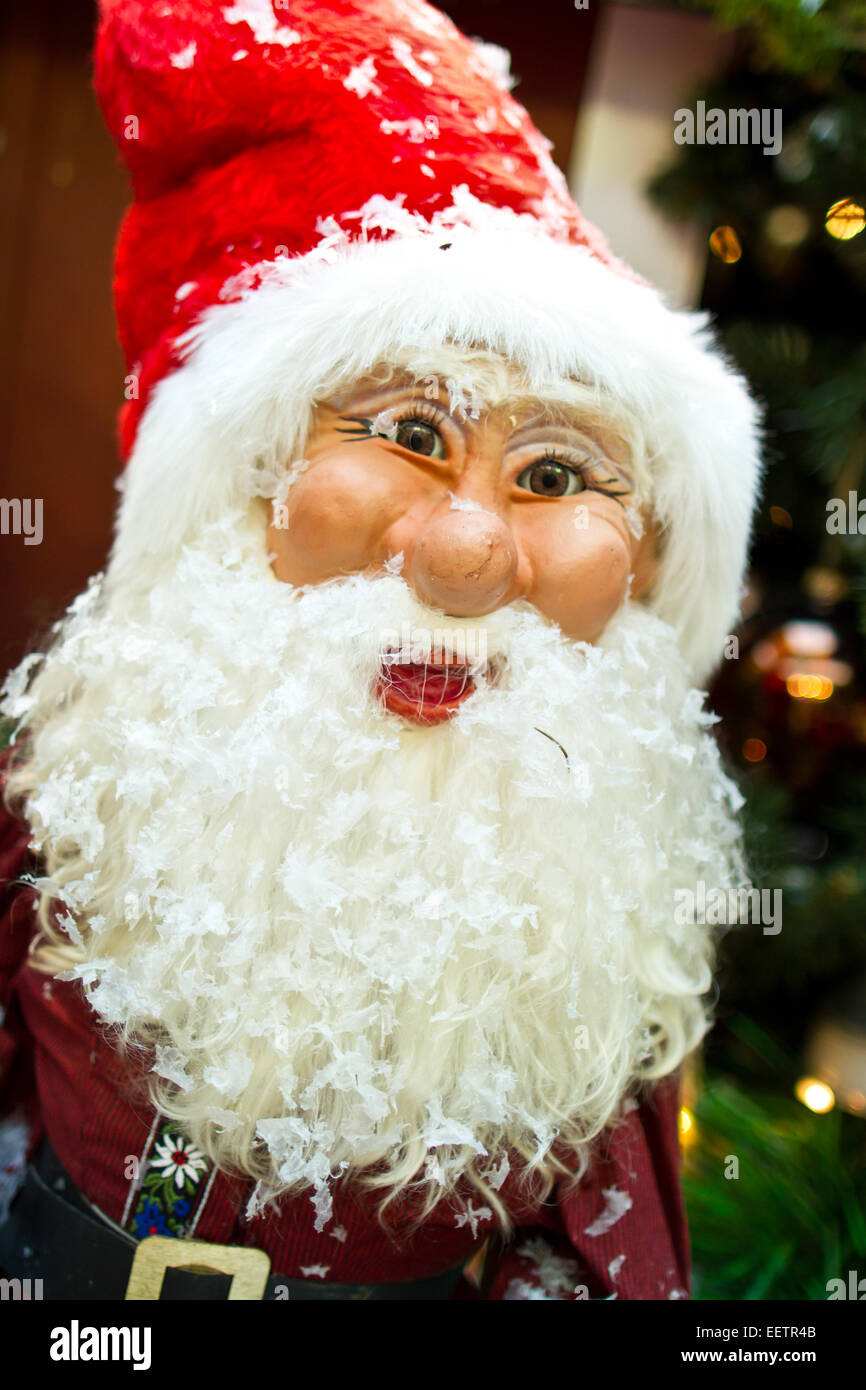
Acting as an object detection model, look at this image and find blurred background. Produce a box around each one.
[1,0,865,1299]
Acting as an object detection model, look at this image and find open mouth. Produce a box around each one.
[375,652,494,725]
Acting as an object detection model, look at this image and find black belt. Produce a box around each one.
[0,1140,473,1301]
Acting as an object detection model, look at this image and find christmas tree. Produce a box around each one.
[648,0,866,1297]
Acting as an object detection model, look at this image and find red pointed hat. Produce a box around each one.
[95,0,761,681]
[96,0,637,451]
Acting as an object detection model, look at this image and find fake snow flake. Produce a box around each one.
[424,1155,446,1186]
[443,375,482,421]
[504,1279,556,1300]
[397,0,445,38]
[454,1201,493,1239]
[259,454,310,507]
[482,1153,511,1190]
[448,493,483,513]
[223,0,300,47]
[468,39,517,93]
[305,216,350,266]
[475,107,498,135]
[329,1225,347,1243]
[56,910,84,949]
[450,489,483,511]
[509,1235,583,1299]
[419,164,435,179]
[517,1234,586,1295]
[203,1052,254,1100]
[153,1044,194,1092]
[380,115,438,142]
[175,281,197,302]
[584,1186,633,1237]
[300,1264,330,1279]
[371,408,399,438]
[312,1176,338,1233]
[390,36,434,87]
[343,55,381,99]
[339,190,429,239]
[313,213,345,242]
[0,650,44,718]
[170,41,197,69]
[608,1254,626,1282]
[425,1099,487,1154]
[232,49,249,61]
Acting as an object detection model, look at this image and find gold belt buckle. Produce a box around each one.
[125,1234,271,1301]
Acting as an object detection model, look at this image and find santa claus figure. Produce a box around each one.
[0,0,761,1300]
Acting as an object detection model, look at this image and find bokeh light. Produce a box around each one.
[825,198,865,240]
[795,1077,835,1113]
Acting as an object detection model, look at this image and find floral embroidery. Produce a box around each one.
[150,1134,209,1190]
[127,1121,212,1239]
[133,1198,182,1239]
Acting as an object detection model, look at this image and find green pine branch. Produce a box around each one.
[686,1020,866,1299]
[680,0,866,82]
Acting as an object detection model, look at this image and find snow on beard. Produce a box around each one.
[2,506,745,1232]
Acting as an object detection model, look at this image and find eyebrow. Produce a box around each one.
[336,378,599,437]
[506,413,599,443]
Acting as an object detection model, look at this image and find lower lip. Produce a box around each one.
[375,660,478,726]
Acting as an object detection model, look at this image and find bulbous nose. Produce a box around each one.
[407,508,518,616]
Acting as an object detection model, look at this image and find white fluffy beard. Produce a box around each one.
[2,506,745,1232]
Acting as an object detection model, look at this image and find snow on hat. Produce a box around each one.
[95,0,762,682]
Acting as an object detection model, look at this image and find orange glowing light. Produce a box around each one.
[786,672,834,701]
[742,738,767,762]
[795,1077,835,1114]
[709,225,742,263]
[678,1108,697,1145]
[769,506,793,528]
[825,199,865,240]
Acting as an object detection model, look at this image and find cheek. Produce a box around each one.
[524,514,634,641]
[267,452,405,582]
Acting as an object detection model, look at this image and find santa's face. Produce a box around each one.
[266,373,660,724]
[4,357,744,1230]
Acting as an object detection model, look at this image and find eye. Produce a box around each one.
[516,457,585,497]
[394,417,446,459]
[391,403,447,461]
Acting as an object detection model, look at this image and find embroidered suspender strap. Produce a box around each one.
[125,1118,216,1241]
[0,1140,468,1301]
